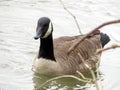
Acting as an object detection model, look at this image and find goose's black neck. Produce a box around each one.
[38,34,56,61]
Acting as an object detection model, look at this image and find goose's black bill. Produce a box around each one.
[34,27,42,40]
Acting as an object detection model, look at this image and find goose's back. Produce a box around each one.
[53,35,102,74]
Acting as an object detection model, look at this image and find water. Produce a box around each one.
[0,0,120,90]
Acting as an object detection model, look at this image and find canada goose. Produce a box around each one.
[33,17,110,75]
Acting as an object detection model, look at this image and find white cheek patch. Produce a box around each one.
[43,22,52,38]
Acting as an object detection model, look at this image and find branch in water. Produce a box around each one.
[77,53,100,90]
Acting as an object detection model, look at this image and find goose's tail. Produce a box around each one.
[100,32,110,47]
[88,30,110,47]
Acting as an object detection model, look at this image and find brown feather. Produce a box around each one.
[53,35,102,74]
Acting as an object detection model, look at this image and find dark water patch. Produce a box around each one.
[32,72,101,90]
[0,47,10,52]
[38,0,50,3]
[0,31,4,33]
[0,63,10,69]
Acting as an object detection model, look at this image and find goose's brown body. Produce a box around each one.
[33,34,102,75]
[53,35,101,74]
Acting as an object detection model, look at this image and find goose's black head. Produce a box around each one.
[34,17,53,40]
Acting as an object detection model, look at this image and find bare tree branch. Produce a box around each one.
[76,70,91,80]
[78,53,100,90]
[96,43,120,54]
[59,0,82,34]
[36,75,89,89]
[68,19,120,54]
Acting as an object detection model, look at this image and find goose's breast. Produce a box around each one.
[33,58,65,75]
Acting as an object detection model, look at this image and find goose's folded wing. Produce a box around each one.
[53,35,102,73]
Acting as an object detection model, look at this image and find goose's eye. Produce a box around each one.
[44,24,47,27]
